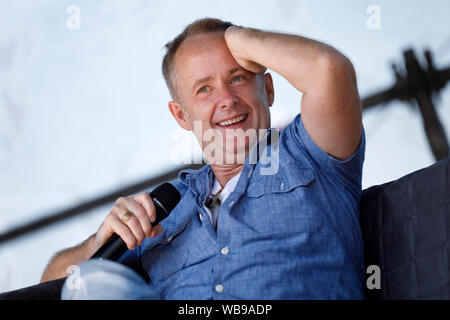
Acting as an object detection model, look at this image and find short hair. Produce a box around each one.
[162,18,234,102]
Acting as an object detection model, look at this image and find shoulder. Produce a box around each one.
[280,114,366,186]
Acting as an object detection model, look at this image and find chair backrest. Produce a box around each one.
[360,157,450,299]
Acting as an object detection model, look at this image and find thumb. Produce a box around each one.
[149,224,163,238]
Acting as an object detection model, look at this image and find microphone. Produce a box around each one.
[90,183,181,261]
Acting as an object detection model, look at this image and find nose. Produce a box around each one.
[216,86,238,109]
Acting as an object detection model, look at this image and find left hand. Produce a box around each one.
[224,26,267,74]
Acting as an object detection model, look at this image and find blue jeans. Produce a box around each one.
[61,259,159,300]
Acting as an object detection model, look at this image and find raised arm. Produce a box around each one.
[224,26,362,160]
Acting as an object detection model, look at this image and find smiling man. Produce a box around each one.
[43,18,366,299]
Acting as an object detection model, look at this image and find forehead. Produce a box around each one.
[173,32,239,82]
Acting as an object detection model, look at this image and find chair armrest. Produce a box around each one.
[0,278,66,300]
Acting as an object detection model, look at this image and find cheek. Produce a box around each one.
[191,97,216,119]
[252,101,271,129]
[184,99,213,121]
[240,83,266,107]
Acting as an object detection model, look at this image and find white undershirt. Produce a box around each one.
[204,172,242,228]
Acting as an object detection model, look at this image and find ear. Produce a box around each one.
[168,101,192,131]
[263,73,274,107]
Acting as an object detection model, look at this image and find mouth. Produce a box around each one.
[216,114,248,128]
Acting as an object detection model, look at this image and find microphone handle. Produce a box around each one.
[91,233,126,261]
[90,195,169,260]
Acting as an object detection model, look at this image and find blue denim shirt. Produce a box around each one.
[119,114,366,299]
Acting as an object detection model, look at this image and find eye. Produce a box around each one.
[231,75,243,83]
[198,86,210,94]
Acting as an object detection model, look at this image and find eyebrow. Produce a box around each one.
[191,67,243,91]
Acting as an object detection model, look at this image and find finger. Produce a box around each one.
[125,198,153,238]
[107,211,138,250]
[116,207,145,246]
[134,193,157,224]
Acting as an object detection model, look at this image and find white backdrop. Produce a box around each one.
[1,0,449,292]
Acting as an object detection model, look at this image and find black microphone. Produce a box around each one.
[90,183,181,261]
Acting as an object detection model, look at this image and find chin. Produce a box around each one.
[223,139,251,165]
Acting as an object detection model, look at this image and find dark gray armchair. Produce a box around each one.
[360,157,450,299]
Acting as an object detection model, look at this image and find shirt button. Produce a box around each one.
[198,213,203,221]
[166,235,173,243]
[215,284,224,293]
[221,246,229,255]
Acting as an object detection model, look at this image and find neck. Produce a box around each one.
[211,163,244,188]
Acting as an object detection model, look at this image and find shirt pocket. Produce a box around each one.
[245,166,323,236]
[144,241,189,285]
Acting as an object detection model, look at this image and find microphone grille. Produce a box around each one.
[150,183,181,212]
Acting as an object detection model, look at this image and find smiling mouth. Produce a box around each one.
[216,114,248,127]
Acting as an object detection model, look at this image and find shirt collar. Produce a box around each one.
[178,128,276,200]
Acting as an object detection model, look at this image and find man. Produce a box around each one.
[42,18,366,299]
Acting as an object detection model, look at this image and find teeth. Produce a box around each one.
[217,115,247,127]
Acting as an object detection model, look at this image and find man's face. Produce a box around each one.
[168,31,274,164]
